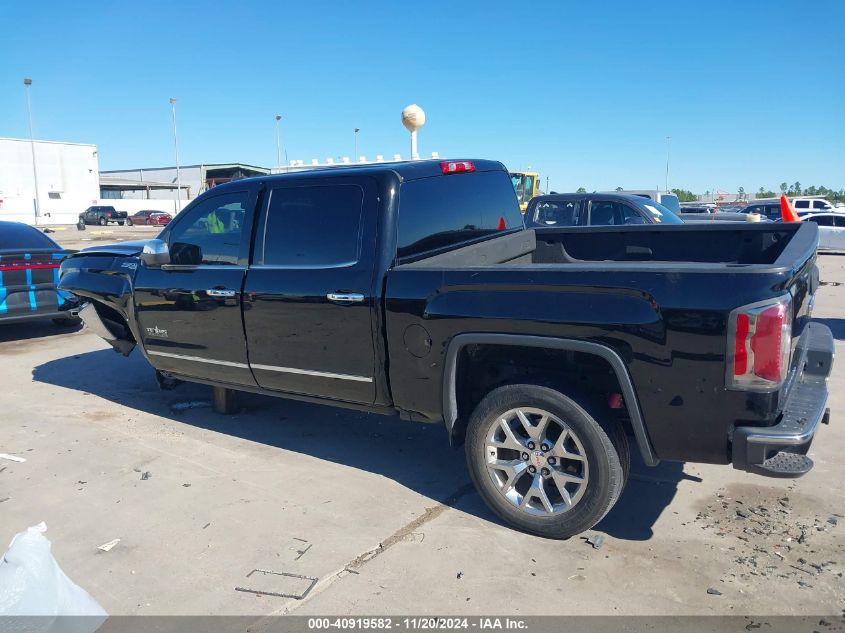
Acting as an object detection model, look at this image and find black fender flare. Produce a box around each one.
[441,333,658,466]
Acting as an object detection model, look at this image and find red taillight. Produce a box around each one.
[440,161,475,175]
[728,296,792,390]
[734,313,750,376]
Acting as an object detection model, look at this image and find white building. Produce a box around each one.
[0,138,100,225]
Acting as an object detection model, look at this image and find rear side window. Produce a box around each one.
[0,224,59,250]
[263,184,364,267]
[807,215,833,227]
[794,200,810,209]
[397,170,522,259]
[531,200,580,226]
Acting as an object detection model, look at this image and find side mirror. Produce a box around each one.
[140,239,170,267]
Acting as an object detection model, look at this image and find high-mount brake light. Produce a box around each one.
[727,296,792,391]
[440,161,475,175]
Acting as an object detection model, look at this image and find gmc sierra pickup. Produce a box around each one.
[58,159,833,539]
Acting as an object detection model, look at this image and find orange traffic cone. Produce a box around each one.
[780,195,799,222]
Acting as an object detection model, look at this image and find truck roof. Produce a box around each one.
[210,158,507,190]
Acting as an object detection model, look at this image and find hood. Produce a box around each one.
[71,239,152,258]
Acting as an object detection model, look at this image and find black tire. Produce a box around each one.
[465,384,627,539]
[126,218,133,227]
[77,220,86,231]
[98,217,107,226]
[118,221,125,226]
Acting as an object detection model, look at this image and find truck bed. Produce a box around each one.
[400,222,815,270]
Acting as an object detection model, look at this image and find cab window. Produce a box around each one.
[794,200,810,209]
[532,200,580,226]
[807,215,833,227]
[166,192,248,265]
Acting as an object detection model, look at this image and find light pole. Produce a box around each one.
[354,128,360,161]
[23,78,41,225]
[170,98,182,210]
[275,115,282,168]
[665,135,671,192]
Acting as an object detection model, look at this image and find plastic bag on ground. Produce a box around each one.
[0,522,107,633]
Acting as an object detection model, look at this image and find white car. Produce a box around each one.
[793,198,839,213]
[803,213,845,251]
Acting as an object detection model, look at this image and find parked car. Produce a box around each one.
[802,213,845,251]
[793,198,839,214]
[59,158,832,539]
[603,190,682,214]
[679,203,717,214]
[525,193,682,228]
[0,221,80,325]
[77,206,128,229]
[127,210,173,227]
[740,201,782,222]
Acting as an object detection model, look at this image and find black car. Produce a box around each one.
[740,202,782,222]
[524,193,683,228]
[0,221,80,325]
[77,206,128,229]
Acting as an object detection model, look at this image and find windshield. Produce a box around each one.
[643,202,683,224]
[510,174,535,205]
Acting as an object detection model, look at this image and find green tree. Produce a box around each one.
[793,181,802,195]
[738,186,746,201]
[615,187,623,191]
[670,188,697,202]
[780,182,789,194]
[576,187,586,193]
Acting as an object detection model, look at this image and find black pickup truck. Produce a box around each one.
[77,205,128,229]
[58,159,833,538]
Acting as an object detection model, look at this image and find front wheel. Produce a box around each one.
[77,220,86,231]
[465,384,627,539]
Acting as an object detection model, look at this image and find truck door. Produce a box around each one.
[133,187,259,386]
[242,176,378,404]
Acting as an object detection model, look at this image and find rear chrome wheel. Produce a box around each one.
[466,384,627,539]
[485,407,589,515]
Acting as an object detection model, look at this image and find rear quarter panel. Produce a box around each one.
[386,264,808,464]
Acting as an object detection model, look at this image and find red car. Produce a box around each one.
[126,210,173,226]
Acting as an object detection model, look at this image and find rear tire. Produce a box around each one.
[118,221,125,226]
[465,384,627,539]
[98,217,107,226]
[126,218,133,226]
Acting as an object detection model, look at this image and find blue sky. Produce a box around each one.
[2,0,842,193]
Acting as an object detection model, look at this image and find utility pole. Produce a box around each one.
[275,115,282,168]
[665,135,671,192]
[170,98,181,210]
[24,78,41,225]
[354,128,360,161]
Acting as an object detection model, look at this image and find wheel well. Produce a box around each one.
[451,343,634,444]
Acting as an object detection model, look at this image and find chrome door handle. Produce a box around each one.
[207,288,237,297]
[327,292,364,304]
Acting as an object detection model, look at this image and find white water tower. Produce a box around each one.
[401,104,426,160]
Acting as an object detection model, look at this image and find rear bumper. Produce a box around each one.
[0,293,80,325]
[732,322,833,478]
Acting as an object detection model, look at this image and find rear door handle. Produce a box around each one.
[207,288,237,298]
[327,292,364,304]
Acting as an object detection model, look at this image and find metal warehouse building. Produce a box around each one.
[0,137,100,225]
[100,163,270,202]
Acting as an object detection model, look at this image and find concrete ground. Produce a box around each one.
[0,239,843,617]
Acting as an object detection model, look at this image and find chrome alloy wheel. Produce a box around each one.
[484,407,589,516]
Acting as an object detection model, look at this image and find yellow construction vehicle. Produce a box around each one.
[510,171,541,212]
